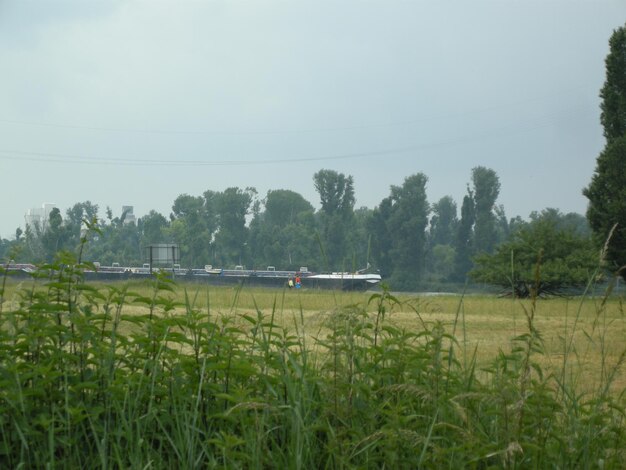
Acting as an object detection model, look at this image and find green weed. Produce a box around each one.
[0,256,624,468]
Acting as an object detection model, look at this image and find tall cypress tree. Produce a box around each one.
[472,166,501,254]
[584,23,626,279]
[453,189,475,281]
[600,25,626,144]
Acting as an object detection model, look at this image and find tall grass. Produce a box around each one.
[0,252,624,468]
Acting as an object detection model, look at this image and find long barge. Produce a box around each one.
[2,263,382,292]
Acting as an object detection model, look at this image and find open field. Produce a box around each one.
[192,288,625,395]
[3,277,625,394]
[3,278,625,394]
[1,273,625,468]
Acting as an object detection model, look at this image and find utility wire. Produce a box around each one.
[0,106,591,167]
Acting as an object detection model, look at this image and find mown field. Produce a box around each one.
[1,268,625,468]
[84,280,625,395]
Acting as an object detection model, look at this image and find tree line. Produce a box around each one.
[0,165,590,292]
[2,22,625,294]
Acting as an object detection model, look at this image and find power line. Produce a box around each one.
[0,105,593,167]
[0,147,413,166]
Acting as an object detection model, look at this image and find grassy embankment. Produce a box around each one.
[0,263,624,468]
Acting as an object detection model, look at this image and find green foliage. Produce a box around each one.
[6,162,597,294]
[424,197,458,283]
[368,197,394,278]
[86,212,142,266]
[530,207,591,237]
[585,23,626,281]
[600,23,626,144]
[388,173,430,289]
[63,201,99,254]
[247,189,318,270]
[450,167,503,283]
[313,169,356,269]
[213,187,257,267]
[263,189,314,228]
[346,206,374,272]
[584,136,626,280]
[313,169,355,217]
[369,173,430,290]
[429,244,456,281]
[168,193,213,267]
[471,210,598,296]
[429,196,458,246]
[453,189,475,281]
[0,254,625,467]
[472,166,501,254]
[139,209,168,245]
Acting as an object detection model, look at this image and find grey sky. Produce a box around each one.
[1,0,624,239]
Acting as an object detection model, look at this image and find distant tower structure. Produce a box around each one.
[122,205,136,225]
[24,203,57,231]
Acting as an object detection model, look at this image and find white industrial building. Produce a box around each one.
[24,203,57,231]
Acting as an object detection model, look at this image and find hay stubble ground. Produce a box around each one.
[4,279,625,394]
[110,283,626,395]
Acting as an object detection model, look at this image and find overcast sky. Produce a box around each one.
[1,0,624,239]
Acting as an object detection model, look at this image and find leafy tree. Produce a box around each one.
[0,232,24,266]
[471,212,598,297]
[560,212,592,238]
[248,190,317,270]
[0,238,9,261]
[425,196,458,283]
[529,208,591,237]
[584,23,626,280]
[368,197,394,278]
[281,216,319,269]
[584,136,626,278]
[40,209,63,261]
[263,189,314,228]
[314,169,355,217]
[429,196,458,246]
[65,201,99,252]
[168,194,212,267]
[171,194,205,219]
[140,210,169,246]
[85,207,142,266]
[346,206,374,272]
[202,189,220,236]
[508,215,527,235]
[213,187,257,267]
[375,173,430,290]
[600,23,626,144]
[430,244,456,281]
[472,166,500,254]
[452,189,475,281]
[583,26,626,279]
[113,223,142,265]
[22,223,43,262]
[313,169,355,269]
[0,228,25,262]
[494,204,510,244]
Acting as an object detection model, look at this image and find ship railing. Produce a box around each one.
[2,263,37,273]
